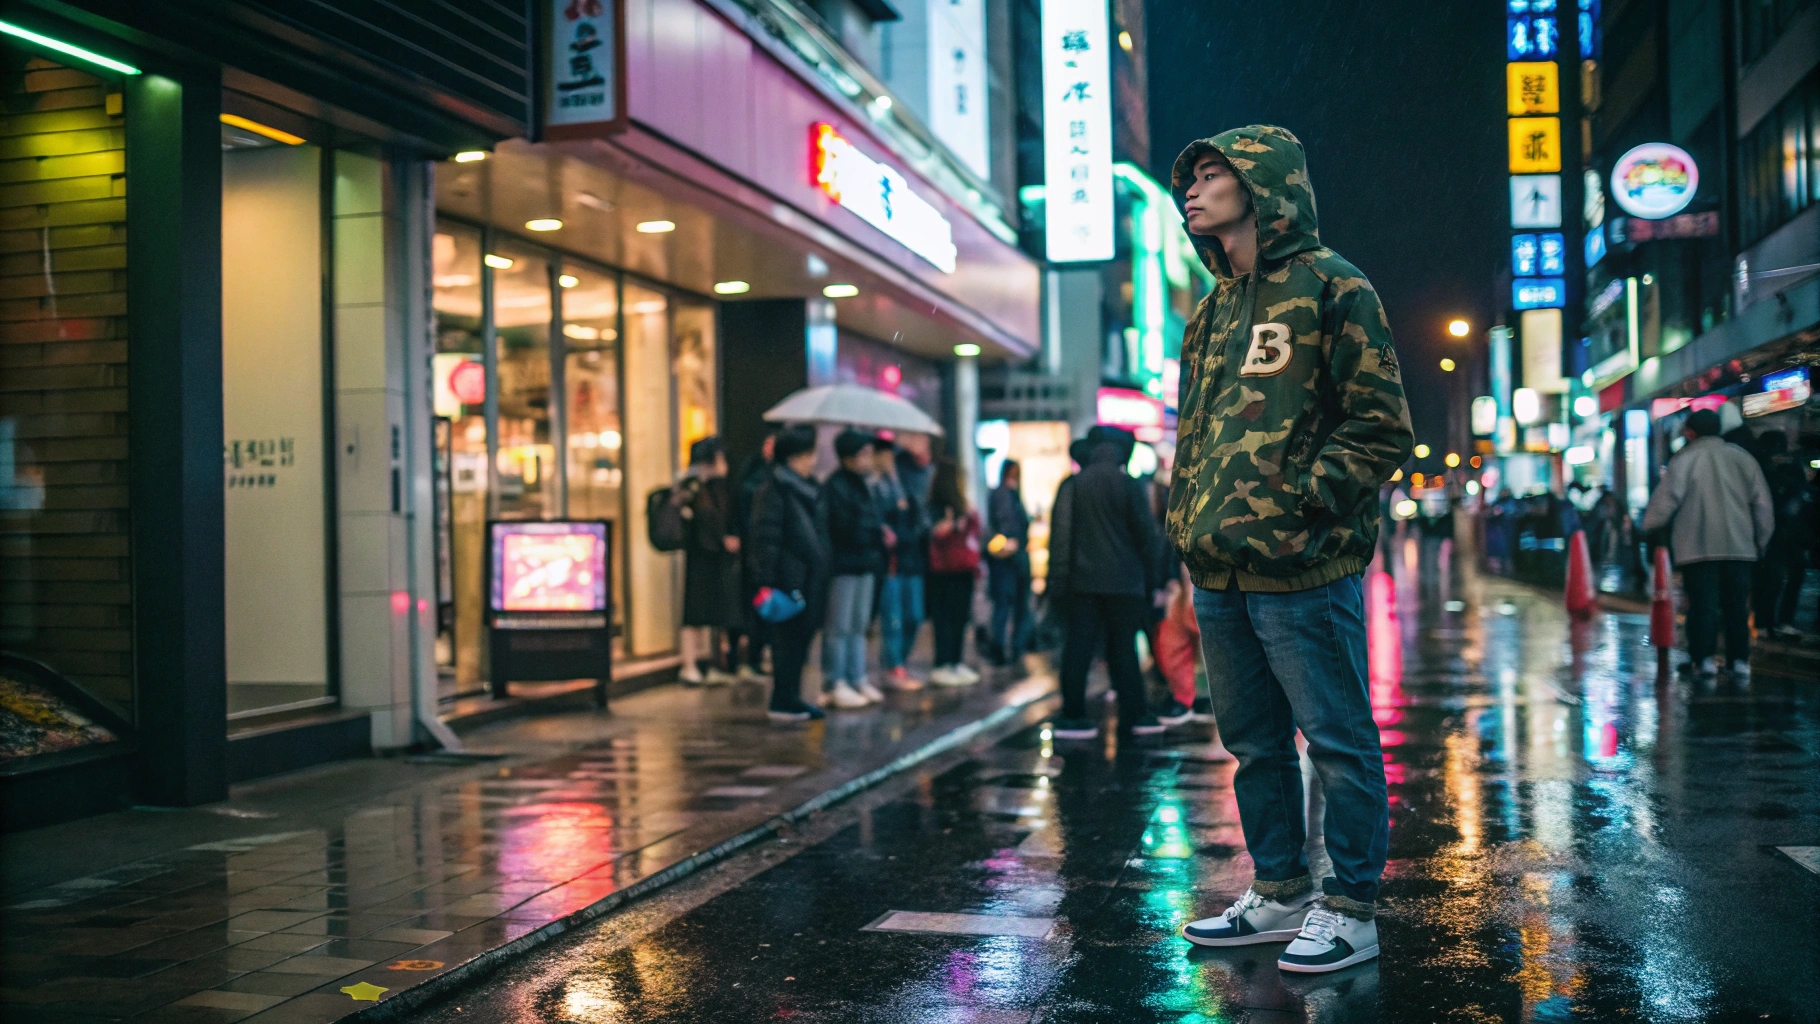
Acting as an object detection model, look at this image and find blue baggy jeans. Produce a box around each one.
[1192,573,1387,905]
[878,572,924,670]
[823,573,875,689]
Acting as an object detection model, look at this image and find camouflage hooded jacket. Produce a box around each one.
[1166,125,1414,592]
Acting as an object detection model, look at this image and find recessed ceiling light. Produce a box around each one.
[562,324,601,341]
[713,281,750,295]
[483,254,513,269]
[953,343,981,357]
[453,150,488,163]
[636,220,675,233]
[872,95,893,111]
[823,283,858,298]
[526,218,563,232]
[558,274,579,288]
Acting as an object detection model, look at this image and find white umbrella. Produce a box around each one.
[762,383,945,436]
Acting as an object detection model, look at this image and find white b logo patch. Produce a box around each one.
[1239,322,1293,377]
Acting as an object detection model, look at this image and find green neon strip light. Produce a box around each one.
[0,20,140,75]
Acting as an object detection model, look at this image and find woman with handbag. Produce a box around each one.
[745,425,829,722]
[926,460,982,686]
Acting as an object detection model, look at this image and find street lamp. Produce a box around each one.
[1439,357,1456,372]
[1447,319,1471,338]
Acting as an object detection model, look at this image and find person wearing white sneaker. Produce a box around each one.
[854,676,885,702]
[1181,883,1319,946]
[928,665,968,687]
[1277,904,1379,973]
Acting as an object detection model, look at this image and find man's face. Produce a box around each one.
[843,446,876,475]
[1182,155,1250,236]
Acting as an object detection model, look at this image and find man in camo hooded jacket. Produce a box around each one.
[1167,125,1414,975]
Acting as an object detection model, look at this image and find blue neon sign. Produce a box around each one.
[1512,234,1539,276]
[1514,278,1566,310]
[1508,14,1559,59]
[1538,232,1565,275]
[1585,226,1606,268]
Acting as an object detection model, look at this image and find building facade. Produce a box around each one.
[0,0,1039,828]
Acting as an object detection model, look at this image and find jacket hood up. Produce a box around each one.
[1171,125,1320,278]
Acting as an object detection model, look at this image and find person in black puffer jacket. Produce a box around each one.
[1047,425,1166,740]
[746,425,829,722]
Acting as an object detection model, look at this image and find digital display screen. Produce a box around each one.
[489,521,609,612]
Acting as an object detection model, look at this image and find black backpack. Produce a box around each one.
[646,485,689,552]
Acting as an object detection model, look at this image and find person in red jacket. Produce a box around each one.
[925,459,981,686]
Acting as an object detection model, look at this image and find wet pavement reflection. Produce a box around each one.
[425,534,1820,1023]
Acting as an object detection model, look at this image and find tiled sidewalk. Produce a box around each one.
[0,668,1056,1023]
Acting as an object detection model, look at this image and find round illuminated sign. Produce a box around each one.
[1610,143,1698,219]
[448,359,485,405]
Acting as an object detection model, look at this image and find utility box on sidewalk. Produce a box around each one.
[485,521,614,708]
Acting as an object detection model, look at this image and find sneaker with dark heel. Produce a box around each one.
[1182,887,1319,947]
[766,700,826,724]
[1050,717,1099,740]
[1276,906,1379,973]
[1156,700,1193,727]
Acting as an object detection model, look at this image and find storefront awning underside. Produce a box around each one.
[436,133,1039,363]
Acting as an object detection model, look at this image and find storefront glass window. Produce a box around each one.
[221,132,332,719]
[623,283,680,656]
[561,266,626,649]
[493,250,556,521]
[673,299,717,467]
[432,226,487,696]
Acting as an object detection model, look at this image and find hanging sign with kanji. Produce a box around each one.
[543,0,626,139]
[1505,61,1559,115]
[1040,0,1114,262]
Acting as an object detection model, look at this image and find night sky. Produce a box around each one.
[1147,0,1510,456]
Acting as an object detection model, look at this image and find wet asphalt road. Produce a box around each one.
[419,536,1820,1023]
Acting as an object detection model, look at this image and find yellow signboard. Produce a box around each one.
[1508,117,1562,173]
[1506,62,1559,115]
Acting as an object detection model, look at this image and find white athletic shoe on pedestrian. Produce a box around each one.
[678,666,705,686]
[1277,906,1379,973]
[1694,656,1719,681]
[855,677,885,702]
[828,681,871,709]
[736,665,770,684]
[929,665,968,686]
[701,667,737,686]
[1729,660,1751,683]
[953,663,980,683]
[1181,887,1320,947]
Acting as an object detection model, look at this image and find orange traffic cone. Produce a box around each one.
[1649,545,1676,678]
[1564,529,1596,618]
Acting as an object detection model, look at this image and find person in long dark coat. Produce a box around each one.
[678,436,741,684]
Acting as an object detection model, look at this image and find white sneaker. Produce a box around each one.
[736,665,770,684]
[1695,656,1719,680]
[855,678,885,702]
[1729,660,1751,683]
[1181,887,1319,947]
[828,681,871,709]
[1277,906,1379,973]
[679,666,705,686]
[928,665,967,686]
[953,663,980,683]
[702,667,737,686]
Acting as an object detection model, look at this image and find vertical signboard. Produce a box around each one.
[543,0,626,140]
[1041,0,1113,263]
[1521,308,1568,393]
[928,0,990,180]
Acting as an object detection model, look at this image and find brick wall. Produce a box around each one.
[0,55,133,716]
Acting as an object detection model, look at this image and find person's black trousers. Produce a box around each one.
[927,571,975,666]
[1752,545,1810,632]
[768,612,814,709]
[1683,559,1754,666]
[1059,592,1151,726]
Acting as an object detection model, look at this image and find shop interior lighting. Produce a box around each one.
[1573,395,1598,417]
[0,20,140,75]
[218,113,304,146]
[558,274,579,288]
[562,324,601,341]
[453,150,488,163]
[1414,444,1431,459]
[1118,30,1134,51]
[822,283,859,298]
[1445,452,1461,467]
[1447,319,1471,337]
[953,343,981,357]
[1439,358,1456,371]
[635,220,676,233]
[525,218,563,232]
[712,281,751,295]
[483,254,513,269]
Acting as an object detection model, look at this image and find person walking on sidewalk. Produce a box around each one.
[986,460,1033,666]
[1165,127,1414,973]
[1750,430,1812,640]
[925,460,982,686]
[746,425,829,723]
[1643,408,1774,681]
[677,437,741,686]
[820,430,889,709]
[1047,425,1168,741]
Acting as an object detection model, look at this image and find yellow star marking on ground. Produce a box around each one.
[340,982,389,1001]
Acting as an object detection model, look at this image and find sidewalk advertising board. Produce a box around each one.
[484,520,614,708]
